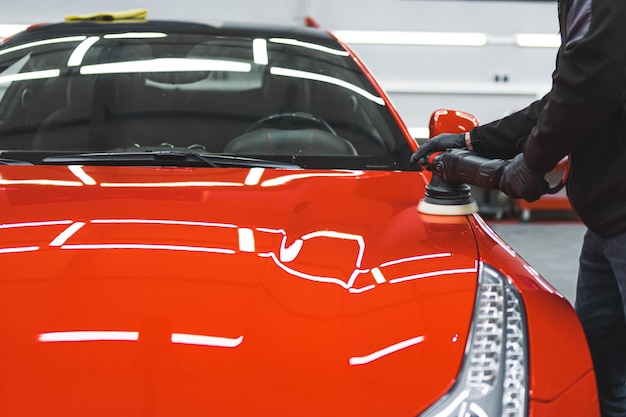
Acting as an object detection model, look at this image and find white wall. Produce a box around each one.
[3,0,560,136]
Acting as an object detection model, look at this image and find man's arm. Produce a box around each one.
[523,0,626,173]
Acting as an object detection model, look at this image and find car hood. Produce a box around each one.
[0,166,479,417]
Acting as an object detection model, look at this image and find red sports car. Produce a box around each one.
[0,10,598,417]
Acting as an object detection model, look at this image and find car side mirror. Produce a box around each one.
[428,109,479,138]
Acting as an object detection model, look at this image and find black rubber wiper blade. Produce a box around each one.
[0,157,33,165]
[42,151,222,167]
[42,151,301,169]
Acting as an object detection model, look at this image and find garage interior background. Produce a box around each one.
[0,0,559,139]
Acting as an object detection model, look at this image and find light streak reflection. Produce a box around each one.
[80,58,252,76]
[103,32,167,39]
[0,246,39,254]
[67,36,100,67]
[260,170,364,187]
[0,35,87,57]
[68,165,97,185]
[389,268,477,285]
[349,335,425,366]
[0,178,82,186]
[270,67,384,105]
[38,331,244,348]
[472,214,517,258]
[39,331,139,343]
[252,38,268,65]
[244,167,265,185]
[90,219,236,228]
[99,181,244,188]
[60,244,236,254]
[49,222,85,247]
[380,252,451,267]
[0,220,73,229]
[269,37,349,56]
[238,228,255,253]
[171,333,243,348]
[0,69,61,84]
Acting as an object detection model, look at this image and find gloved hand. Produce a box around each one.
[410,133,466,166]
[499,153,549,202]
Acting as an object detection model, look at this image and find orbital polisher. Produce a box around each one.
[417,148,567,216]
[417,149,508,215]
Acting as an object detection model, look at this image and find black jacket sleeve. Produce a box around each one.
[469,94,549,160]
[472,0,626,173]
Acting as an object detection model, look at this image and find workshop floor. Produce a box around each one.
[487,212,585,306]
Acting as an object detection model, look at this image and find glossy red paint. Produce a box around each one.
[428,109,480,138]
[1,165,480,417]
[468,214,600,415]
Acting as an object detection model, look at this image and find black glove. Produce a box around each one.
[499,153,549,202]
[410,133,466,166]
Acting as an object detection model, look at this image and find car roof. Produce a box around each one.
[2,18,338,49]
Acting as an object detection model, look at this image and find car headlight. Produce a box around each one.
[421,263,528,417]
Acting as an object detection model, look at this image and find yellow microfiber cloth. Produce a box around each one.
[65,8,148,22]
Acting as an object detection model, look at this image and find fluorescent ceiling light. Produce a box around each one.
[515,33,561,48]
[334,30,560,48]
[334,30,487,46]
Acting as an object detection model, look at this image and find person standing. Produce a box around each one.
[411,0,626,415]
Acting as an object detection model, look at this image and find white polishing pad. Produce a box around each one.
[417,199,479,216]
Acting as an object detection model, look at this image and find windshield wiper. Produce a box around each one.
[42,151,301,169]
[0,157,33,165]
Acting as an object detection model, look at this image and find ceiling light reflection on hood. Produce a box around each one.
[39,331,139,343]
[389,267,477,285]
[38,331,244,348]
[60,243,236,254]
[171,333,243,348]
[0,246,39,254]
[68,165,97,185]
[0,220,73,229]
[0,177,81,186]
[349,335,425,366]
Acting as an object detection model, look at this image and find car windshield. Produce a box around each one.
[0,22,412,169]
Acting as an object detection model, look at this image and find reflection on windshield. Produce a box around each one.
[0,26,407,168]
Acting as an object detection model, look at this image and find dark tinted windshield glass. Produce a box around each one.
[0,24,411,169]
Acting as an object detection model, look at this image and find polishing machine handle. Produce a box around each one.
[425,149,508,190]
[423,148,567,195]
